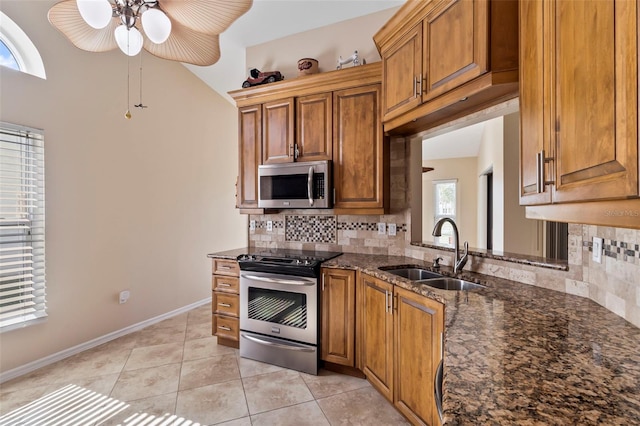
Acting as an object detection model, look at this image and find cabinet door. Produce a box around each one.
[321,268,355,366]
[552,0,638,203]
[262,97,295,164]
[519,0,552,205]
[394,287,444,426]
[423,0,489,101]
[333,84,387,212]
[381,22,423,121]
[237,105,262,209]
[360,274,394,401]
[296,93,332,161]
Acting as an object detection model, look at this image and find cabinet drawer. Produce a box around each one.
[213,315,239,341]
[212,259,239,277]
[214,292,239,316]
[212,275,239,293]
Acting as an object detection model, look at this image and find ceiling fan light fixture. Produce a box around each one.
[115,25,143,56]
[76,0,112,29]
[141,8,171,44]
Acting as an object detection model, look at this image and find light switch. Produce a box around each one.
[592,237,603,263]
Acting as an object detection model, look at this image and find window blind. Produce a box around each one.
[0,123,46,330]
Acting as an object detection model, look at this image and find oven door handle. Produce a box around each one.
[241,333,315,352]
[241,274,316,286]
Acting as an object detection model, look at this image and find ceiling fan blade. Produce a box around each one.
[143,21,221,66]
[48,0,118,53]
[160,0,253,35]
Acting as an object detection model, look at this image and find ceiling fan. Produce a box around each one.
[48,0,253,66]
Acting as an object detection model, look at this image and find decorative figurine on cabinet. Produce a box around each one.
[242,68,284,88]
[336,50,366,69]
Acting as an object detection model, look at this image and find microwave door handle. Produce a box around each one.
[307,166,314,206]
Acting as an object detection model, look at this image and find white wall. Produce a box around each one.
[421,157,478,247]
[0,1,247,372]
[245,9,397,80]
[476,117,505,250]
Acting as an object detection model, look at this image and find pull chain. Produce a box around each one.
[124,31,131,119]
[135,52,147,109]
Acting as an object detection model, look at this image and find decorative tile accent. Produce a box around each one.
[584,238,640,262]
[336,222,407,232]
[285,215,336,243]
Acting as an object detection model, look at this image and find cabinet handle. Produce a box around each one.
[321,274,325,291]
[384,290,389,313]
[289,144,294,157]
[218,325,232,331]
[218,303,232,308]
[220,265,232,270]
[413,75,418,98]
[418,73,423,96]
[536,150,555,193]
[218,283,231,287]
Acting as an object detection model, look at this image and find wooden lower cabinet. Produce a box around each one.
[211,258,240,348]
[394,286,444,426]
[321,268,356,366]
[360,273,395,401]
[358,273,444,425]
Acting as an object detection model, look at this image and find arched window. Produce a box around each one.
[0,39,19,70]
[0,11,46,79]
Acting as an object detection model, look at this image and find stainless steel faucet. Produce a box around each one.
[432,217,468,274]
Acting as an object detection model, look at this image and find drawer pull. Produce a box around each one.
[218,325,232,331]
[219,283,231,287]
[218,303,232,308]
[220,265,232,269]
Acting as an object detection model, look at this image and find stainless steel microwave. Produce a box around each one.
[258,160,331,209]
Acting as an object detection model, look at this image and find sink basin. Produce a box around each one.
[381,267,443,280]
[420,277,486,291]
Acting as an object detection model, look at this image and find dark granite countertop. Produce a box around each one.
[208,249,640,424]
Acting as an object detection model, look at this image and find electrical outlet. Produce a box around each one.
[119,290,130,304]
[592,237,603,263]
[249,220,256,231]
[388,223,397,236]
[378,222,386,235]
[266,220,273,232]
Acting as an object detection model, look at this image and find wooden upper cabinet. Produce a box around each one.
[520,0,638,206]
[262,97,295,164]
[237,105,262,209]
[360,273,394,401]
[394,286,444,426]
[333,84,389,213]
[381,22,423,121]
[296,92,332,161]
[374,0,518,136]
[519,0,551,206]
[423,0,488,101]
[321,268,356,367]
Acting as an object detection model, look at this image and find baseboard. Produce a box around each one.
[0,298,211,384]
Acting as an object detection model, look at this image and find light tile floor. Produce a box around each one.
[0,304,409,425]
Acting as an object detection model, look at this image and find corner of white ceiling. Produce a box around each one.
[183,34,246,106]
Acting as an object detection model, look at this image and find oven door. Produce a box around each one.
[240,271,318,345]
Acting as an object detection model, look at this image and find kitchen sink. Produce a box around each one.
[380,267,443,280]
[421,277,486,291]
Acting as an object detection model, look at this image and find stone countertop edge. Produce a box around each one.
[207,248,250,260]
[208,250,640,424]
[410,241,570,271]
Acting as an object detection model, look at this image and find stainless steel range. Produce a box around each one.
[237,249,342,375]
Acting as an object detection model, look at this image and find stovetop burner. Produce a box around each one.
[237,249,342,278]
